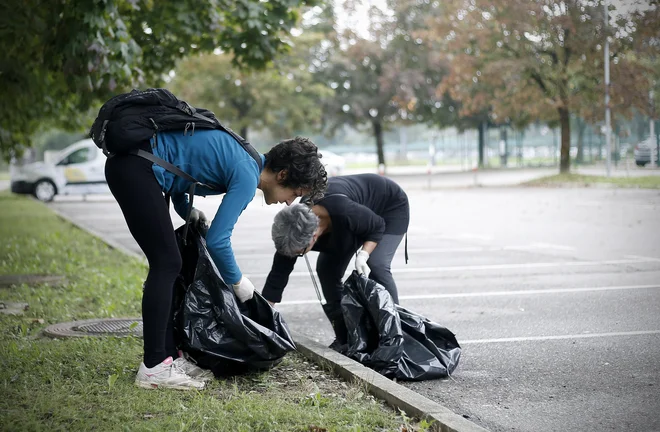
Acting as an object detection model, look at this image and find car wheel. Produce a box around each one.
[33,179,57,202]
[635,161,646,167]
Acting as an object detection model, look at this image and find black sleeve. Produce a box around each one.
[338,200,386,243]
[261,252,298,303]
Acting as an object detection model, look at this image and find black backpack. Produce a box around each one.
[89,88,262,170]
[90,88,263,242]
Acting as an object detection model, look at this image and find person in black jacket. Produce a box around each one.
[262,174,409,349]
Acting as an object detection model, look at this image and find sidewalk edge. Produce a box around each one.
[48,204,146,264]
[292,331,489,432]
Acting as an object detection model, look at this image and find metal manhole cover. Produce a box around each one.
[44,318,143,338]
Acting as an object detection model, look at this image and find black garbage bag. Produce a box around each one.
[342,271,461,381]
[341,272,404,377]
[172,226,296,376]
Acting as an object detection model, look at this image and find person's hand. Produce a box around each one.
[232,276,255,303]
[355,250,371,277]
[189,208,209,236]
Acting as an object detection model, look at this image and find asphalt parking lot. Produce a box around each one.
[48,171,660,432]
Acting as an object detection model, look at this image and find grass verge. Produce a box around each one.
[0,191,428,432]
[523,173,660,189]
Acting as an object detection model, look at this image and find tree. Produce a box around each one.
[401,0,532,168]
[169,42,331,142]
[0,0,317,158]
[425,0,647,173]
[316,4,440,167]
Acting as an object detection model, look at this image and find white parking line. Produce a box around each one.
[246,257,658,279]
[625,255,660,263]
[235,244,577,259]
[274,284,660,306]
[531,242,576,251]
[424,233,493,241]
[461,330,660,344]
[398,284,660,300]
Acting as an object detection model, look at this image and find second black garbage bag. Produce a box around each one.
[341,271,462,381]
[172,226,296,376]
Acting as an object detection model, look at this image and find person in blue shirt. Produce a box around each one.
[105,129,327,390]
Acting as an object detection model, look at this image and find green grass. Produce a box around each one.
[0,171,9,181]
[524,173,660,189]
[0,192,424,432]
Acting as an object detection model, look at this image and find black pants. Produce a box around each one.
[316,233,405,344]
[105,151,181,368]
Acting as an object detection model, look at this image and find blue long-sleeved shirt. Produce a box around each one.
[149,129,265,285]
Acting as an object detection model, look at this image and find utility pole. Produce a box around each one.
[651,89,658,167]
[604,0,612,177]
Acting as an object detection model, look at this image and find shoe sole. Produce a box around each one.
[135,380,205,391]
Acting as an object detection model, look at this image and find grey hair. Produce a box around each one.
[272,203,319,257]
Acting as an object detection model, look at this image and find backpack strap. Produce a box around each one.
[133,149,206,187]
[404,232,408,264]
[132,148,209,244]
[184,102,263,171]
[217,124,263,172]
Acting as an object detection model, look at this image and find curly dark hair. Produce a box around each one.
[264,137,328,202]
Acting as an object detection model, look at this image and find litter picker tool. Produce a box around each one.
[304,254,327,305]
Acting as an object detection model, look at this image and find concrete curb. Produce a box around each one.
[46,200,488,432]
[293,331,488,432]
[48,204,147,264]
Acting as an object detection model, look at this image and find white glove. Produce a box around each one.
[189,208,209,236]
[232,276,255,303]
[355,250,371,277]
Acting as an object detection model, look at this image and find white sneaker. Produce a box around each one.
[135,356,206,390]
[174,352,214,381]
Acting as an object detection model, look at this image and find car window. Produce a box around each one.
[60,147,91,165]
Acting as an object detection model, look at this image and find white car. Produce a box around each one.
[319,149,346,177]
[10,139,108,202]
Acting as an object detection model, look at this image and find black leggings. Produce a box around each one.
[105,151,181,368]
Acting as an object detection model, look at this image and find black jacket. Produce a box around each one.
[262,174,409,303]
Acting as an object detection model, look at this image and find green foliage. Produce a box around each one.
[0,0,317,159]
[169,32,332,141]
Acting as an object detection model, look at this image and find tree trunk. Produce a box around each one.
[499,126,508,167]
[558,107,571,173]
[516,130,525,166]
[576,118,586,164]
[655,119,660,167]
[240,126,248,140]
[478,122,486,168]
[373,120,386,166]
